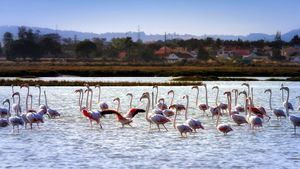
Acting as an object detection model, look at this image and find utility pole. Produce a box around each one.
[137,25,141,42]
[164,32,167,57]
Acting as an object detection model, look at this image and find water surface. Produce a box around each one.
[1,81,300,169]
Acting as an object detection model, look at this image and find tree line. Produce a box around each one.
[1,27,300,61]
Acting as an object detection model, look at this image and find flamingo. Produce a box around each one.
[224,91,247,125]
[281,84,294,111]
[0,99,10,127]
[156,98,168,110]
[192,84,209,116]
[35,85,42,106]
[75,89,84,112]
[81,88,104,129]
[216,106,233,135]
[280,87,300,134]
[20,84,31,129]
[183,95,204,132]
[232,89,244,113]
[168,90,175,106]
[11,84,21,114]
[9,92,24,133]
[86,84,108,111]
[99,100,145,128]
[210,86,226,117]
[264,89,286,120]
[44,91,61,118]
[0,97,10,118]
[239,91,263,129]
[26,104,48,129]
[172,102,193,137]
[141,92,170,131]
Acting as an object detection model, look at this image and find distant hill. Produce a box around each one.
[0,25,299,42]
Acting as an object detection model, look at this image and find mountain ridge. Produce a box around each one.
[0,25,299,42]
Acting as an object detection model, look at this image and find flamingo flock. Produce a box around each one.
[1,82,300,137]
[70,82,300,137]
[0,84,60,133]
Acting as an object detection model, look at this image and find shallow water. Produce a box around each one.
[1,81,300,169]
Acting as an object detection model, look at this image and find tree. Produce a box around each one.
[290,35,300,46]
[39,37,62,57]
[3,32,14,59]
[9,39,42,60]
[272,31,285,60]
[0,42,2,56]
[197,47,210,60]
[92,38,106,57]
[75,40,97,58]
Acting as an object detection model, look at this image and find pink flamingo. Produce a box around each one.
[192,84,209,116]
[264,89,286,120]
[81,88,104,129]
[141,92,170,131]
[44,91,60,118]
[224,91,247,125]
[216,106,233,135]
[0,99,10,127]
[281,84,294,111]
[172,103,193,137]
[281,86,300,134]
[9,92,24,133]
[112,97,145,119]
[239,91,263,129]
[232,89,244,113]
[183,95,204,132]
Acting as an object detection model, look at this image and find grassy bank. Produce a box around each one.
[1,64,300,77]
[0,79,202,86]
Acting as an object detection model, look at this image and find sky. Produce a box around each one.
[0,0,299,35]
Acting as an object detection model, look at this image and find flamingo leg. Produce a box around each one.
[99,123,103,129]
[128,123,133,127]
[30,123,33,130]
[90,120,93,128]
[294,126,297,134]
[17,125,19,133]
[162,124,168,131]
[12,126,15,133]
[157,124,160,131]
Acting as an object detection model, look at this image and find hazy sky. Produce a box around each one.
[0,0,299,35]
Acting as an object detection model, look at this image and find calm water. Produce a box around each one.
[1,81,300,169]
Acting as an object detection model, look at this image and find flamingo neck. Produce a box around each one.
[205,86,208,106]
[269,91,272,110]
[89,90,93,110]
[173,110,178,129]
[215,88,219,106]
[151,92,154,109]
[129,96,133,108]
[185,96,189,120]
[170,93,174,106]
[38,88,41,106]
[195,88,199,106]
[286,90,290,116]
[145,97,151,121]
[86,90,89,109]
[25,87,29,113]
[98,87,101,103]
[12,86,15,103]
[44,91,48,108]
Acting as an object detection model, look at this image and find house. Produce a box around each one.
[216,48,233,59]
[281,46,300,58]
[118,51,127,60]
[232,49,251,56]
[242,53,258,61]
[154,46,173,57]
[166,53,196,63]
[292,56,300,63]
